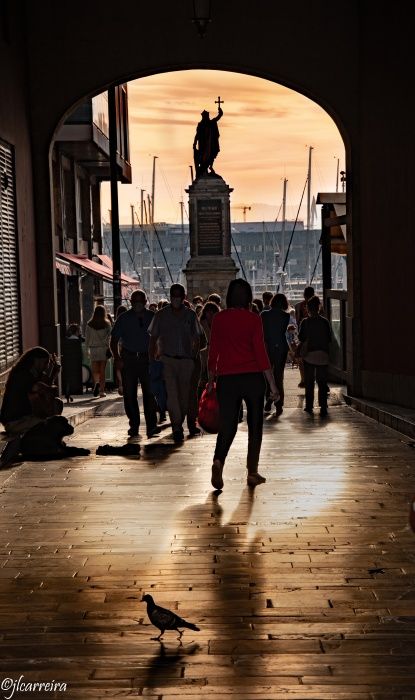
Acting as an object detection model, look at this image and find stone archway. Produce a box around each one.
[23,2,372,399]
[50,67,351,387]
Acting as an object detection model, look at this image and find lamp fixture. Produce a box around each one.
[192,0,212,38]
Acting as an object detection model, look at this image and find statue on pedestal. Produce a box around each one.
[193,97,223,178]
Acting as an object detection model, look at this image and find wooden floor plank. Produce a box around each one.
[1,375,415,697]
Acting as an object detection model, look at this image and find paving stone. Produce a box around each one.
[0,374,415,696]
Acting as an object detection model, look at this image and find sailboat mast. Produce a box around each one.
[140,189,145,285]
[147,193,154,301]
[130,204,135,273]
[180,199,185,284]
[306,146,313,284]
[151,155,158,224]
[262,222,267,289]
[281,177,287,270]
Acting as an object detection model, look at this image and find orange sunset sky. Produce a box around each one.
[101,70,345,226]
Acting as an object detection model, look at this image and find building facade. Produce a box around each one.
[53,86,132,341]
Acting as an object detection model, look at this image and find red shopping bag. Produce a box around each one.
[198,383,220,434]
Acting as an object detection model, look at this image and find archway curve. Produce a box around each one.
[50,63,350,157]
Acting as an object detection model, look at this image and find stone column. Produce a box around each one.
[184,175,238,301]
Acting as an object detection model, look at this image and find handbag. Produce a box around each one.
[198,383,220,434]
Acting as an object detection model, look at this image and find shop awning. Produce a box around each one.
[95,254,139,286]
[56,252,140,289]
[57,252,114,282]
[55,258,72,276]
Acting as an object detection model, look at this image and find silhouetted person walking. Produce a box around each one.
[207,279,279,489]
[110,290,159,438]
[148,284,204,443]
[295,286,314,388]
[261,293,290,416]
[85,305,111,398]
[298,295,332,417]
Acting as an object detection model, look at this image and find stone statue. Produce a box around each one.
[193,98,223,178]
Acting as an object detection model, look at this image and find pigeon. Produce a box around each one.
[142,594,200,642]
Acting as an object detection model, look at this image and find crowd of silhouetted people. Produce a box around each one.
[0,281,332,487]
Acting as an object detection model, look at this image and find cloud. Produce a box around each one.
[129,115,195,127]
[101,69,344,224]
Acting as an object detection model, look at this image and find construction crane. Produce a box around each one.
[232,204,252,222]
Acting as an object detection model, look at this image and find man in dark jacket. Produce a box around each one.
[261,293,290,416]
[298,295,332,416]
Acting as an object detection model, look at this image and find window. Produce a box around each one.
[0,139,20,372]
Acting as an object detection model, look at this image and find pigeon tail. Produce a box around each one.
[181,621,200,631]
[175,615,200,631]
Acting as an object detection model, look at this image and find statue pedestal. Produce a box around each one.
[184,174,238,300]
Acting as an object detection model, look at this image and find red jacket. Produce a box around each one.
[208,309,270,376]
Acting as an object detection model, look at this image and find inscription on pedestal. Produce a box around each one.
[197,199,222,256]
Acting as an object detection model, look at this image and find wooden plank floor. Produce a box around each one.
[1,376,415,699]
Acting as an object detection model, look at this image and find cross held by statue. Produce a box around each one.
[215,96,224,109]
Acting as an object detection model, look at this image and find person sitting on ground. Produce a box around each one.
[298,295,332,417]
[262,291,273,311]
[0,347,67,467]
[207,279,279,490]
[85,305,112,398]
[1,347,63,437]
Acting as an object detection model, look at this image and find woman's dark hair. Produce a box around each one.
[8,346,50,375]
[87,304,111,330]
[307,295,321,313]
[226,279,253,309]
[200,301,220,321]
[116,305,127,319]
[252,297,264,312]
[271,293,289,310]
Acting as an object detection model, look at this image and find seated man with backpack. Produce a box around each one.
[0,346,88,467]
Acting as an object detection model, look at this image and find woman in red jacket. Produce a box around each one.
[207,279,279,489]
